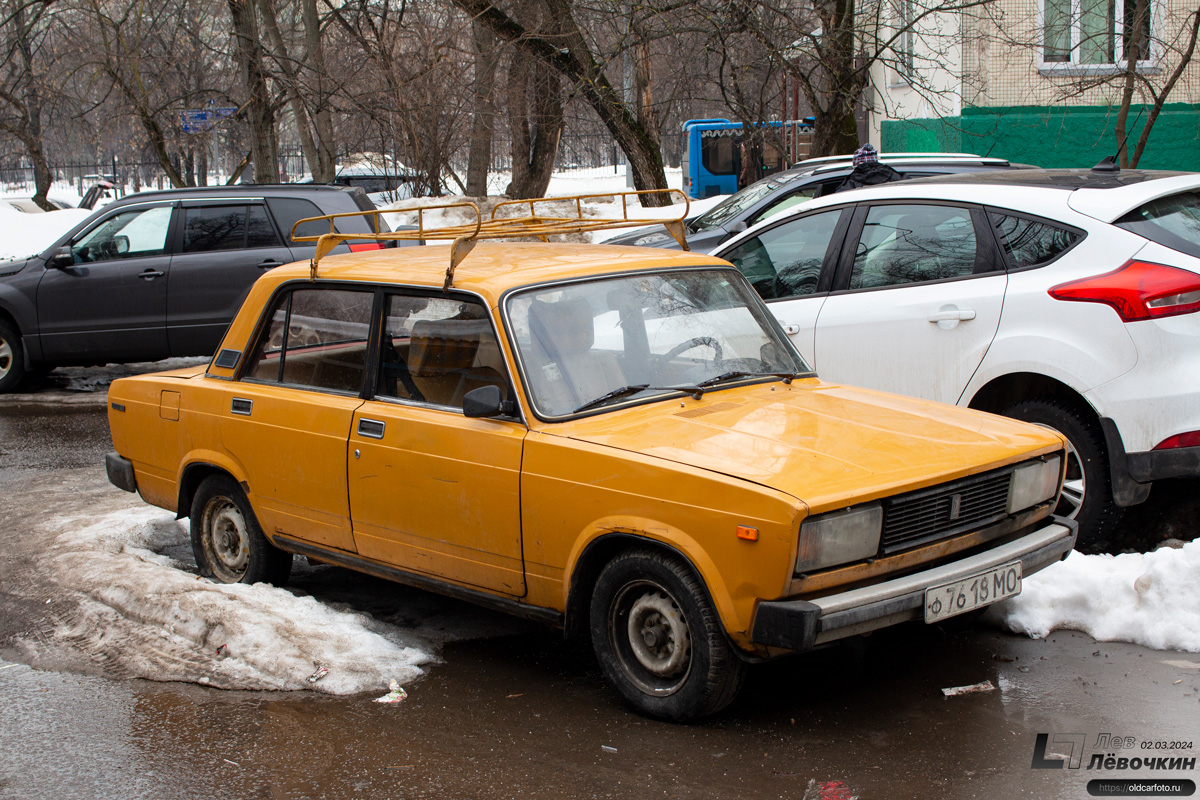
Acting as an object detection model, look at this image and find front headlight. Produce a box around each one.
[1007,455,1062,515]
[796,503,883,573]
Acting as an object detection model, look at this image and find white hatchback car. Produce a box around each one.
[712,168,1200,549]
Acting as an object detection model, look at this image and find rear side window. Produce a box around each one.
[1115,191,1200,260]
[850,204,981,289]
[183,205,281,252]
[268,195,384,240]
[989,212,1081,268]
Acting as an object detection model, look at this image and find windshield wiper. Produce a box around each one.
[572,384,650,414]
[697,370,803,389]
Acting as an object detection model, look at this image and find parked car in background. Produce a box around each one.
[712,167,1200,550]
[3,197,73,213]
[105,198,1072,720]
[0,183,404,393]
[606,153,1029,253]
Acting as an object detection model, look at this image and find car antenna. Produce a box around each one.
[1093,107,1143,172]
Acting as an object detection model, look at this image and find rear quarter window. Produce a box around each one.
[989,211,1083,268]
[1115,191,1200,260]
[268,195,382,242]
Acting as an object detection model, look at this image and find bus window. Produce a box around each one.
[701,134,737,176]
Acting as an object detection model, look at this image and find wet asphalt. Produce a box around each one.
[1,392,1199,799]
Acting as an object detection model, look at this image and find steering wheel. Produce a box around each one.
[662,336,724,364]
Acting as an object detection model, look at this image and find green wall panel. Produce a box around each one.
[881,104,1200,170]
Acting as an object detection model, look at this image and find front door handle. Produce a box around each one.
[257,259,284,269]
[138,269,165,280]
[927,309,976,322]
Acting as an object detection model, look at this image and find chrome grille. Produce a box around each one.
[879,469,1013,554]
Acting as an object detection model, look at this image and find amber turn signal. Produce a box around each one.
[736,525,759,541]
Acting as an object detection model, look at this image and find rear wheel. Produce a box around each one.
[0,320,26,394]
[590,548,744,722]
[1003,397,1121,551]
[190,475,292,585]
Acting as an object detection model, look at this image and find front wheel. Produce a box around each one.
[590,548,744,722]
[1003,397,1122,551]
[0,320,26,394]
[190,475,292,585]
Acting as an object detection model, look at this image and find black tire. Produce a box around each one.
[589,548,745,722]
[190,475,292,585]
[1003,397,1122,551]
[0,319,26,394]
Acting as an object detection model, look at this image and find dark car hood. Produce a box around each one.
[603,225,728,255]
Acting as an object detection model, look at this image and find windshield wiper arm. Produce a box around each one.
[572,384,650,414]
[696,370,802,389]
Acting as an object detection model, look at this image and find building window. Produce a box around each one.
[1043,0,1153,67]
[895,0,915,79]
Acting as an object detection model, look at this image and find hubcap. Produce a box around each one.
[203,497,250,582]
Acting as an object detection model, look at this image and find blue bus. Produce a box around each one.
[681,118,814,199]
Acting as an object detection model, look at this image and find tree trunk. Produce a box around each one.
[505,54,563,198]
[303,0,337,183]
[257,0,321,180]
[466,21,499,197]
[452,0,671,205]
[228,0,279,183]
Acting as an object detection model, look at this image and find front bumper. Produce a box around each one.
[750,519,1077,651]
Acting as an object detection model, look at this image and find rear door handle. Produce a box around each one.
[257,259,284,269]
[927,309,976,322]
[138,269,165,280]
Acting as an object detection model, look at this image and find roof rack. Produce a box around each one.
[291,188,690,289]
[795,151,987,168]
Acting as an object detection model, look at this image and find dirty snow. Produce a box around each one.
[995,541,1200,652]
[38,504,434,694]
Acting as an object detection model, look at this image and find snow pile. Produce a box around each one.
[0,205,91,261]
[41,506,434,694]
[997,541,1200,652]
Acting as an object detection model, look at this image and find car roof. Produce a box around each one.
[862,169,1200,222]
[266,241,728,303]
[107,183,360,204]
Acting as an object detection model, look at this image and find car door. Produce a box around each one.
[166,200,296,356]
[221,285,375,553]
[719,207,850,365]
[36,201,176,362]
[812,202,1007,404]
[347,290,526,596]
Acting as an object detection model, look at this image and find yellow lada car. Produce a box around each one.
[105,196,1075,721]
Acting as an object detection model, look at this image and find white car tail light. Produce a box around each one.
[1048,260,1200,322]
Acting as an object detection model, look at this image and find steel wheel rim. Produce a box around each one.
[0,337,12,379]
[202,496,250,582]
[1058,436,1085,519]
[610,580,692,696]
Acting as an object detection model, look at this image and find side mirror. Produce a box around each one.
[728,221,749,234]
[49,246,74,268]
[462,385,514,418]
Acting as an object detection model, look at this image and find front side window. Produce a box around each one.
[71,205,172,263]
[244,287,374,393]
[1042,0,1152,66]
[723,209,842,300]
[375,293,510,410]
[850,204,982,289]
[1116,191,1200,260]
[506,269,810,418]
[990,212,1083,267]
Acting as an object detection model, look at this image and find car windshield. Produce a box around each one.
[1116,191,1200,260]
[690,176,793,232]
[506,268,811,418]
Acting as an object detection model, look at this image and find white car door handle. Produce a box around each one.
[927,310,976,322]
[780,323,801,335]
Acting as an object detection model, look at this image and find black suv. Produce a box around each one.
[0,184,404,393]
[607,154,1032,254]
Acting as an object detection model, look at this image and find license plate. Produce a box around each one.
[924,562,1022,623]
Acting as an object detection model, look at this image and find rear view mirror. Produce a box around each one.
[49,246,73,268]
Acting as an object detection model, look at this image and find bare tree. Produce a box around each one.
[228,0,279,182]
[0,0,58,208]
